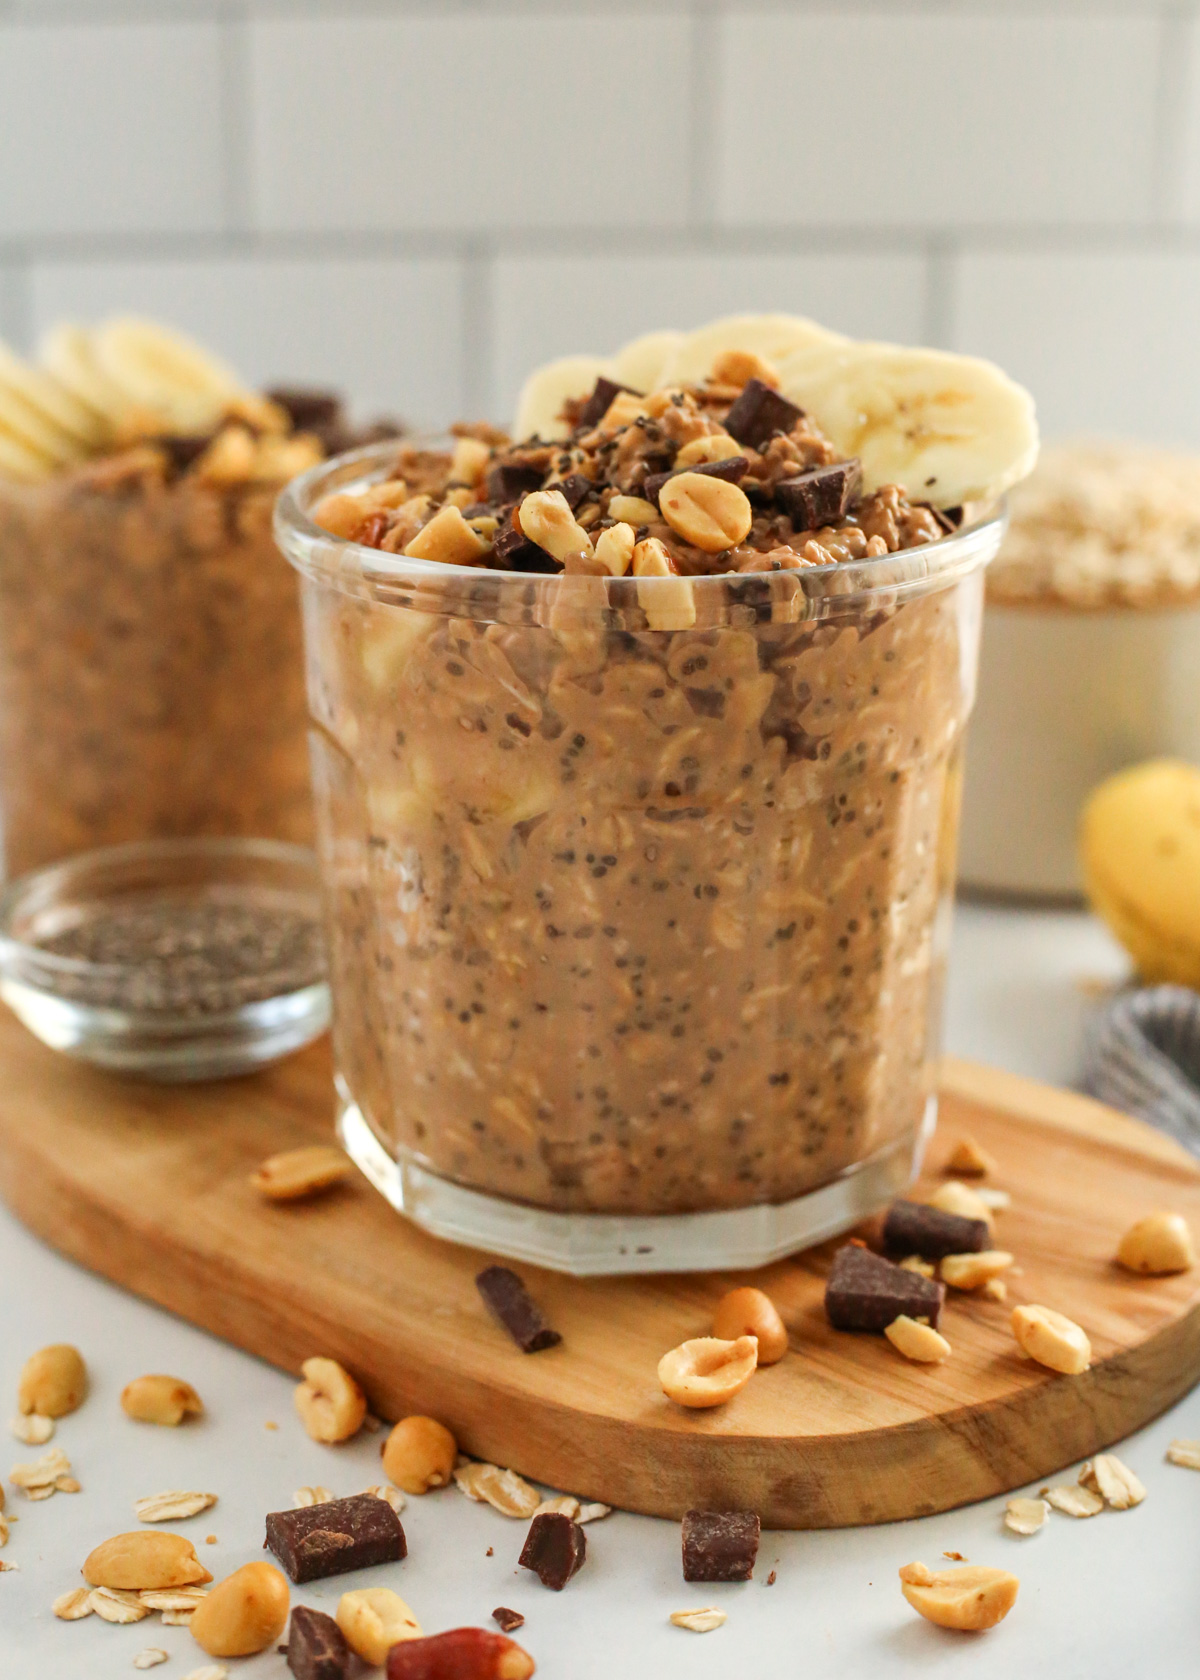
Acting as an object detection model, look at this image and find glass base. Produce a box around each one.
[338,1078,936,1276]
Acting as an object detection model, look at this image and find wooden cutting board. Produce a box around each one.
[1,1006,1198,1530]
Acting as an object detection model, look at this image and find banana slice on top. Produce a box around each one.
[513,353,613,442]
[653,312,846,391]
[778,340,1038,508]
[38,323,127,431]
[610,330,684,394]
[92,316,244,435]
[0,341,105,449]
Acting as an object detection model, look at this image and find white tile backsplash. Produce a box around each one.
[248,13,692,233]
[1177,17,1200,223]
[953,248,1200,448]
[714,13,1161,228]
[29,257,467,425]
[0,22,225,237]
[489,249,929,421]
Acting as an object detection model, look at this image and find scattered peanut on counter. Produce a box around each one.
[188,1562,289,1658]
[294,1356,367,1443]
[121,1375,204,1427]
[899,1562,1019,1631]
[382,1415,458,1494]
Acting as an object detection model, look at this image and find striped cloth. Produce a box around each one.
[1082,985,1200,1159]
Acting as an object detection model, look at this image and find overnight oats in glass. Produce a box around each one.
[278,315,1036,1272]
[0,317,396,877]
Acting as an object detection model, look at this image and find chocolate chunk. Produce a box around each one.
[486,460,544,503]
[722,379,804,450]
[286,1606,352,1680]
[476,1265,562,1352]
[642,455,750,505]
[925,503,963,534]
[518,1511,586,1590]
[492,522,556,574]
[493,1607,525,1633]
[265,1492,406,1583]
[158,434,211,476]
[824,1242,945,1332]
[266,387,344,436]
[883,1198,989,1260]
[681,1510,760,1582]
[775,459,862,530]
[575,376,639,431]
[553,472,593,511]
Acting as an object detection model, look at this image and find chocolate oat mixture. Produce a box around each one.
[297,355,980,1218]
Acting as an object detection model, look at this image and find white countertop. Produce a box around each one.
[3,903,1197,1680]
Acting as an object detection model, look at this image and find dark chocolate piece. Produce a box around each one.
[266,387,343,436]
[486,460,545,503]
[642,455,750,505]
[387,1630,533,1680]
[518,1511,586,1590]
[775,459,862,530]
[883,1198,989,1261]
[286,1605,352,1680]
[158,434,211,475]
[575,376,639,431]
[492,522,555,573]
[554,472,592,511]
[722,378,803,450]
[493,1606,526,1633]
[265,1492,406,1583]
[476,1265,562,1352]
[681,1510,760,1582]
[924,503,964,534]
[824,1242,945,1332]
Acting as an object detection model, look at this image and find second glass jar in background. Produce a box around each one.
[0,460,314,879]
[279,442,1001,1274]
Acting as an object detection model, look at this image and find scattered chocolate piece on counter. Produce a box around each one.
[883,1199,989,1261]
[766,1569,777,1586]
[265,1492,407,1583]
[681,1510,761,1583]
[519,1511,586,1590]
[722,378,804,450]
[642,456,750,505]
[386,1628,535,1680]
[575,376,639,430]
[486,1546,494,1558]
[286,1605,353,1680]
[486,459,545,503]
[775,460,863,531]
[554,472,593,511]
[825,1243,946,1332]
[476,1265,562,1353]
[492,1607,526,1633]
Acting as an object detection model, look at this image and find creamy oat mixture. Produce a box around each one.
[296,334,1011,1216]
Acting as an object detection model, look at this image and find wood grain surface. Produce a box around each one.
[1,1008,1198,1529]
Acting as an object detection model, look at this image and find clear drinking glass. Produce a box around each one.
[278,441,1001,1274]
[0,462,314,878]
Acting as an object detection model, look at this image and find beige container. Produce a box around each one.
[959,601,1200,898]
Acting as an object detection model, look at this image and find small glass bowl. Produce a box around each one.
[0,838,330,1080]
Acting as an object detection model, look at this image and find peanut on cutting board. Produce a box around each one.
[381,1415,458,1494]
[658,1336,758,1408]
[884,1316,951,1364]
[711,1288,788,1365]
[121,1375,203,1426]
[251,1145,353,1202]
[1115,1212,1196,1275]
[18,1345,87,1418]
[1010,1305,1091,1375]
[189,1562,289,1658]
[294,1356,367,1443]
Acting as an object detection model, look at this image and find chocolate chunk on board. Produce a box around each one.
[574,376,639,431]
[493,1607,525,1633]
[286,1605,353,1680]
[775,459,862,530]
[265,1492,407,1584]
[519,1511,586,1591]
[883,1198,989,1261]
[722,379,804,450]
[824,1242,946,1332]
[476,1265,562,1352]
[681,1510,760,1583]
[642,455,750,505]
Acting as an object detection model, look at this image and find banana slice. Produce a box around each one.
[92,316,243,435]
[0,422,56,482]
[610,330,684,394]
[513,353,612,442]
[0,358,85,469]
[777,340,1038,507]
[0,342,106,449]
[38,324,127,431]
[653,312,846,390]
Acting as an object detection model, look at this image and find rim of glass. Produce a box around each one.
[0,836,325,989]
[275,436,1005,625]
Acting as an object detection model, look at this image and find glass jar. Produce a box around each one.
[278,442,1001,1274]
[0,456,313,879]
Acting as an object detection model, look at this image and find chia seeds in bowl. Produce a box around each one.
[0,839,330,1080]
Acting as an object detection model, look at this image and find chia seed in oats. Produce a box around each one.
[36,900,325,1014]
